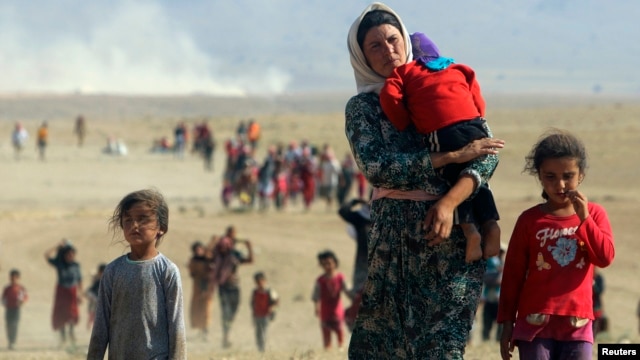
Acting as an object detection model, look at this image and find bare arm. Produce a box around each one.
[241,240,254,264]
[430,138,504,169]
[342,275,354,300]
[311,282,320,317]
[44,243,62,262]
[500,321,515,360]
[346,94,503,191]
[424,175,476,244]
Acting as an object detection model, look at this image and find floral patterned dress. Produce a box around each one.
[345,92,499,359]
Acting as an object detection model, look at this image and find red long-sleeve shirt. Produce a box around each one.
[2,284,28,309]
[497,203,614,324]
[380,61,485,134]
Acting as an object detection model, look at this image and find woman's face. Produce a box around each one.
[362,24,406,78]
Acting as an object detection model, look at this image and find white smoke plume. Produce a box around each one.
[0,0,291,96]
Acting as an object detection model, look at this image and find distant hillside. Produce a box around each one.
[0,93,636,124]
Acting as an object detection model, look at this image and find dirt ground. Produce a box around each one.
[0,94,639,359]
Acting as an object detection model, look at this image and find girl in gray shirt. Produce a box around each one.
[87,189,186,359]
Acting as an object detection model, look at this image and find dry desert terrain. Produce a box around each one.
[0,94,639,359]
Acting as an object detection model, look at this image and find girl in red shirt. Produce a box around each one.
[498,130,614,360]
[312,250,351,351]
[2,269,28,350]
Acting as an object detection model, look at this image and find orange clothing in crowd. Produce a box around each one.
[248,122,260,142]
[38,127,48,141]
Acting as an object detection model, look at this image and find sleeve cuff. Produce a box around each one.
[459,168,482,197]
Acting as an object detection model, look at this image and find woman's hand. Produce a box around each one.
[500,321,515,360]
[453,137,504,164]
[430,137,504,168]
[423,196,456,245]
[423,174,477,245]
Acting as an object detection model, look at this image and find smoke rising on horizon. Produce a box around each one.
[0,1,291,96]
[0,0,638,96]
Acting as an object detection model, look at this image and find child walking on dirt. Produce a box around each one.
[44,239,82,351]
[312,250,350,351]
[250,271,279,352]
[498,130,615,360]
[87,189,186,359]
[209,226,254,349]
[188,241,213,341]
[2,269,28,350]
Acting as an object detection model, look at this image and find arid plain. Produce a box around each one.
[0,94,639,359]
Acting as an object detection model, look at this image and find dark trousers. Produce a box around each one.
[219,285,240,335]
[424,118,499,225]
[5,308,20,346]
[482,302,502,341]
[254,316,269,352]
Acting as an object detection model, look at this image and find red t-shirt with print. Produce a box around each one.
[498,203,614,324]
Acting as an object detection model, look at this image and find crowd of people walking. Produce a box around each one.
[221,134,368,212]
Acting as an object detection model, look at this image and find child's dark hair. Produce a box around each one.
[56,244,77,264]
[524,129,588,199]
[109,188,169,245]
[98,263,107,273]
[9,269,20,277]
[524,129,588,176]
[317,250,339,267]
[191,241,204,254]
[254,271,266,282]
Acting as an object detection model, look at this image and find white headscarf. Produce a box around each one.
[347,2,413,94]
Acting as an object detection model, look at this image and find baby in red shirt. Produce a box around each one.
[380,32,500,262]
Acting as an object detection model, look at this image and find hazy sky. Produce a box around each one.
[1,0,637,96]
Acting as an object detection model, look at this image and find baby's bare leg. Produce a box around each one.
[461,223,483,263]
[481,220,501,259]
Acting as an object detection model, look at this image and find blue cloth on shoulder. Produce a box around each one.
[425,56,455,71]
